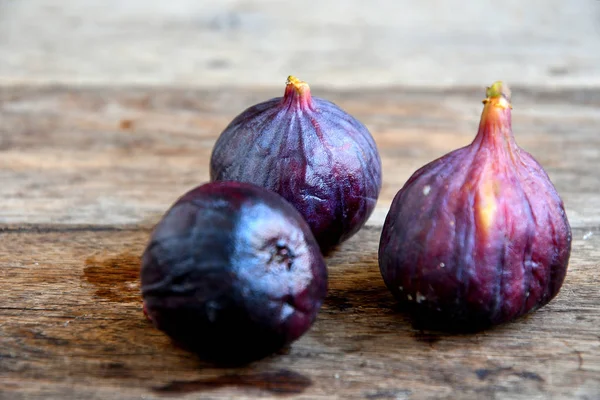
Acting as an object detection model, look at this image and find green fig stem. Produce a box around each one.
[283,75,314,110]
[474,81,517,158]
[482,81,512,109]
[286,75,309,93]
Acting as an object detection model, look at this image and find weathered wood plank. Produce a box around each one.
[0,0,599,87]
[1,86,599,228]
[0,226,599,400]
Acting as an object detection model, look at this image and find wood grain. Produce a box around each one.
[1,86,599,399]
[1,226,599,399]
[1,85,599,226]
[1,0,599,88]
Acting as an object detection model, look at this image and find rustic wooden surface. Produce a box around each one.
[1,0,600,88]
[1,86,600,400]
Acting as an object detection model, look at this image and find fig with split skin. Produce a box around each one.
[140,181,327,364]
[378,82,571,330]
[210,76,382,252]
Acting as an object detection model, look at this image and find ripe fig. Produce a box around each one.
[210,76,382,252]
[378,82,571,330]
[141,181,327,364]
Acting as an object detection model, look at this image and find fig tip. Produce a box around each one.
[286,75,310,92]
[485,81,511,102]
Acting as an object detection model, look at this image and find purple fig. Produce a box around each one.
[210,76,382,252]
[379,82,571,330]
[141,181,327,364]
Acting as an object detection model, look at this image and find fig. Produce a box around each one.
[140,181,327,364]
[378,82,571,330]
[210,76,382,252]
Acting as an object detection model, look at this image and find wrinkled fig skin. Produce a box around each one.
[210,76,382,252]
[379,83,571,331]
[141,181,327,364]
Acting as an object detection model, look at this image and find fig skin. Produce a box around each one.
[210,76,382,252]
[140,181,327,364]
[378,82,571,330]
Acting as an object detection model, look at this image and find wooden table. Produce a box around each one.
[1,85,599,399]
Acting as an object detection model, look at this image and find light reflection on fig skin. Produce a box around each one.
[379,81,571,331]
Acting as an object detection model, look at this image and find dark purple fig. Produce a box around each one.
[379,82,571,330]
[141,181,327,364]
[210,76,382,252]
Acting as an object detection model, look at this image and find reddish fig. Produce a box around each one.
[210,76,382,252]
[379,82,571,330]
[141,181,327,364]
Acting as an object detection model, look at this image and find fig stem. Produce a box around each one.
[483,81,512,109]
[284,75,314,110]
[475,81,516,154]
[286,75,310,93]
